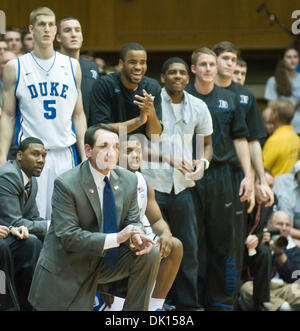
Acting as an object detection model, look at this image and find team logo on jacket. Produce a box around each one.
[218,100,228,109]
[240,95,249,105]
[90,70,98,79]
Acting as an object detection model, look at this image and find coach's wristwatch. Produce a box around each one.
[200,158,210,170]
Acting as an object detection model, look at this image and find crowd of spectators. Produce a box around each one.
[1,6,300,311]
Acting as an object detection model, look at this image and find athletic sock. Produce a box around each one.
[279,301,292,311]
[148,298,165,311]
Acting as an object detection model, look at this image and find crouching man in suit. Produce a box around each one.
[28,124,161,311]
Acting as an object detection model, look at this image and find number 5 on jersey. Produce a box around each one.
[43,100,56,119]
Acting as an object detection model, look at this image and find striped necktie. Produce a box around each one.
[24,182,31,202]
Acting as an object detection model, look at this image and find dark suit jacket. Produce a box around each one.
[28,161,141,310]
[0,160,48,240]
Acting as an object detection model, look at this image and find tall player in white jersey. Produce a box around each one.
[0,7,87,219]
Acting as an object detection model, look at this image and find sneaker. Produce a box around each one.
[163,303,176,311]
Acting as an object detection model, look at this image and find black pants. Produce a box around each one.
[195,164,236,311]
[0,234,42,311]
[230,168,247,297]
[155,188,200,309]
[241,244,272,307]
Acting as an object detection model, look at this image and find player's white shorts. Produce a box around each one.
[35,146,77,220]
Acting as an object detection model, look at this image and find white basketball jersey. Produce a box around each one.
[14,51,78,149]
[136,171,151,229]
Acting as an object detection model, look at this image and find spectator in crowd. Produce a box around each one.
[89,42,162,141]
[0,50,17,115]
[5,28,23,57]
[240,210,300,311]
[94,56,106,73]
[104,65,119,75]
[0,7,87,219]
[232,57,247,86]
[274,159,300,246]
[0,37,8,57]
[263,100,300,177]
[186,47,252,310]
[141,57,213,310]
[264,47,300,135]
[80,52,94,62]
[56,16,99,124]
[0,38,6,114]
[261,105,275,143]
[239,169,275,311]
[21,27,34,53]
[293,36,300,73]
[28,124,161,311]
[0,137,49,310]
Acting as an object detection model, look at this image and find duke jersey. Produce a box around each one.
[14,51,78,149]
[136,171,152,233]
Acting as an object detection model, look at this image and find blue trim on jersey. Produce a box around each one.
[71,121,77,139]
[30,51,57,73]
[71,144,78,166]
[209,106,233,113]
[141,173,149,199]
[15,102,22,145]
[71,122,78,164]
[69,57,78,90]
[14,58,21,96]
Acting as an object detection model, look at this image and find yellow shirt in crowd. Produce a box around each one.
[263,125,300,178]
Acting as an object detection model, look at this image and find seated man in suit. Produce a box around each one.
[0,137,47,310]
[0,137,49,240]
[28,123,161,311]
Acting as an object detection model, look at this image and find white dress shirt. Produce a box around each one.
[88,162,119,250]
[21,169,30,187]
[142,87,213,195]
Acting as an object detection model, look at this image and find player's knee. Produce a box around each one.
[146,244,161,265]
[171,237,183,260]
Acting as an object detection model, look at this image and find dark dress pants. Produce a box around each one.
[155,188,200,309]
[0,234,42,310]
[195,164,236,311]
